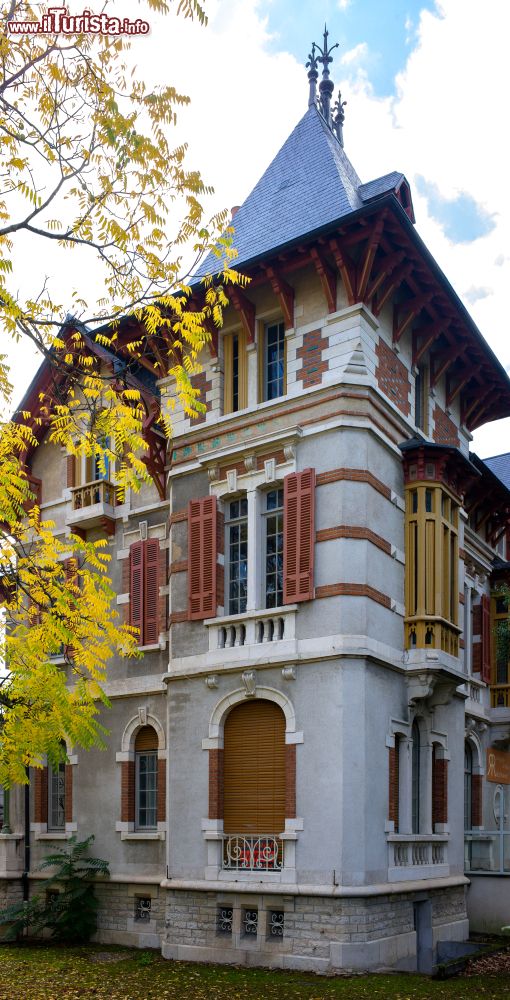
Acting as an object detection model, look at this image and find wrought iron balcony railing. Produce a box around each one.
[222,834,283,872]
[491,684,510,708]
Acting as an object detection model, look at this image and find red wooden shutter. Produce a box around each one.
[283,469,315,604]
[188,497,217,620]
[144,539,160,645]
[481,594,491,684]
[130,541,144,641]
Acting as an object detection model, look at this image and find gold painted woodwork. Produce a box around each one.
[405,482,460,654]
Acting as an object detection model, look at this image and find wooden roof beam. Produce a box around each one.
[228,286,256,342]
[310,246,337,314]
[446,369,473,407]
[365,249,405,302]
[372,261,413,317]
[329,238,356,306]
[412,322,449,366]
[265,266,294,330]
[393,292,433,344]
[357,214,386,301]
[430,342,469,388]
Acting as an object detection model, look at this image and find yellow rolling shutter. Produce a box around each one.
[223,700,286,835]
[135,726,158,752]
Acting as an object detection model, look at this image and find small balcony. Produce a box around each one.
[222,834,283,872]
[206,606,297,654]
[66,479,116,534]
[388,834,449,880]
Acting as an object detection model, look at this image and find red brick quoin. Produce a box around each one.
[433,403,460,447]
[296,329,329,388]
[375,338,411,416]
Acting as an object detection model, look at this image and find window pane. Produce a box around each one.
[264,323,285,400]
[49,762,66,831]
[264,492,283,608]
[136,752,158,829]
[226,502,248,614]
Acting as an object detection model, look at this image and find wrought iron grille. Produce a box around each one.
[242,909,258,936]
[223,835,283,871]
[269,910,284,937]
[217,907,233,934]
[135,897,151,922]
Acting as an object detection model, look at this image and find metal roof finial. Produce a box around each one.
[333,89,347,148]
[306,42,319,108]
[316,24,338,126]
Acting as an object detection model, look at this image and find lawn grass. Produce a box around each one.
[0,944,509,1000]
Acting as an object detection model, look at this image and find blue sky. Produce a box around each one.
[260,0,438,96]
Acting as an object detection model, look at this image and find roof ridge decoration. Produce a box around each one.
[307,25,346,147]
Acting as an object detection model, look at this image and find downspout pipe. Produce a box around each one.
[22,767,30,902]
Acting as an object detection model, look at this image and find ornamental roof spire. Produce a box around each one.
[306,25,346,144]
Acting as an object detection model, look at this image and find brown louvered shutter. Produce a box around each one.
[135,726,158,752]
[188,496,217,620]
[481,594,491,683]
[223,701,286,835]
[144,539,160,645]
[283,469,316,604]
[130,541,144,641]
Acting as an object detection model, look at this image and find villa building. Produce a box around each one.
[2,32,510,972]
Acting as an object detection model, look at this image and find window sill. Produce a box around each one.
[120,831,165,841]
[205,605,298,627]
[35,832,73,841]
[137,643,164,653]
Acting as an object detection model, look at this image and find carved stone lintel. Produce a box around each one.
[138,706,148,726]
[242,669,257,697]
[226,469,237,494]
[205,674,219,690]
[281,665,296,681]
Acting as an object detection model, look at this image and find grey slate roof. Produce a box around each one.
[358,172,406,202]
[484,452,510,491]
[193,105,365,279]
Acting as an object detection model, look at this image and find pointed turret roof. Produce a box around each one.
[195,105,366,278]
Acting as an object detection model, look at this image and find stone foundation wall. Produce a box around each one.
[0,878,24,940]
[162,885,468,972]
[93,882,164,949]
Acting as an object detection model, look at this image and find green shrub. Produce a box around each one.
[0,835,109,943]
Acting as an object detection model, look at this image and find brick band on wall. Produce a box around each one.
[157,759,166,823]
[285,744,296,819]
[121,760,135,824]
[34,767,48,825]
[208,749,224,820]
[432,755,448,827]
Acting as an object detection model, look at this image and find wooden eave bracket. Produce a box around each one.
[228,286,256,342]
[264,266,295,330]
[429,342,469,388]
[372,261,413,317]
[356,214,386,302]
[310,246,337,313]
[365,249,405,302]
[329,238,356,306]
[393,292,433,344]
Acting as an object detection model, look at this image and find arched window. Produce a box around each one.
[223,700,286,835]
[135,726,158,830]
[464,742,473,831]
[412,721,421,835]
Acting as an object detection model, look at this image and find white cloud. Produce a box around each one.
[338,0,352,10]
[341,41,368,65]
[6,0,510,459]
